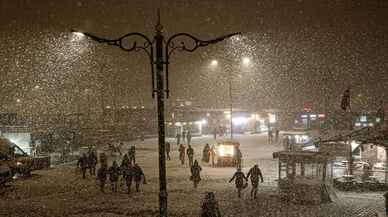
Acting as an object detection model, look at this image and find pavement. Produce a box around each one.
[0,133,386,217]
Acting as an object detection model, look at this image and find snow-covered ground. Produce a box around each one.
[0,134,386,217]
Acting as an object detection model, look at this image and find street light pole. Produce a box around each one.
[229,73,233,140]
[154,19,168,215]
[72,10,240,217]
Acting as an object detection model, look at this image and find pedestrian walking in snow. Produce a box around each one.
[120,154,130,169]
[246,164,264,199]
[201,192,222,217]
[99,152,107,166]
[108,161,120,192]
[123,162,133,194]
[202,144,210,163]
[77,153,89,179]
[128,145,136,164]
[182,130,187,143]
[97,163,108,193]
[187,145,194,167]
[88,150,98,176]
[275,129,280,143]
[133,164,146,192]
[229,168,248,198]
[213,128,217,140]
[190,160,202,188]
[165,142,171,160]
[235,147,243,169]
[268,129,273,144]
[187,130,192,145]
[179,144,186,165]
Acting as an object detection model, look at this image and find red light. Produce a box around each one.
[318,114,326,118]
[303,107,312,112]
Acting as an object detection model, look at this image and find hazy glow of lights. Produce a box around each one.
[232,117,249,126]
[217,145,234,157]
[242,57,250,65]
[16,99,21,103]
[269,113,277,123]
[210,60,218,66]
[175,122,182,127]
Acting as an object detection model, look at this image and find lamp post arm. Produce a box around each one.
[71,30,157,98]
[164,32,241,97]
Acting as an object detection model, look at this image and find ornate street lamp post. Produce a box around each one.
[72,10,240,217]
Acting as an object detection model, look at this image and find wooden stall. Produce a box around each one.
[273,151,332,204]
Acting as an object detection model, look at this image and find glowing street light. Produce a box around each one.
[242,57,250,65]
[210,59,218,66]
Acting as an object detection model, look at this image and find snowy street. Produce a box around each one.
[1,134,385,217]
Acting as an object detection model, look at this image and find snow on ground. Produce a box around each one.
[0,134,386,217]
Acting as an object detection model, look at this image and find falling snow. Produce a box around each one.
[1,0,388,217]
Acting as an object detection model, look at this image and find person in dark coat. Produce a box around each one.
[179,144,186,165]
[123,162,133,194]
[268,129,273,144]
[121,154,130,169]
[187,145,194,167]
[165,142,171,160]
[235,147,242,169]
[190,160,202,188]
[187,130,192,145]
[133,164,146,192]
[182,130,186,143]
[246,164,264,199]
[229,168,248,198]
[201,192,222,217]
[202,144,210,163]
[128,145,136,164]
[97,163,108,192]
[99,152,107,166]
[109,161,120,192]
[88,150,98,176]
[275,129,280,143]
[77,153,89,179]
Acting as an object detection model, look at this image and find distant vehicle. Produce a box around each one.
[333,160,348,167]
[354,161,370,169]
[373,162,386,170]
[215,140,240,167]
[0,137,50,177]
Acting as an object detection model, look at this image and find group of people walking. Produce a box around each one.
[176,130,192,145]
[77,145,146,194]
[229,164,264,199]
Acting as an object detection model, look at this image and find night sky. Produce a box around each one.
[1,0,388,113]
